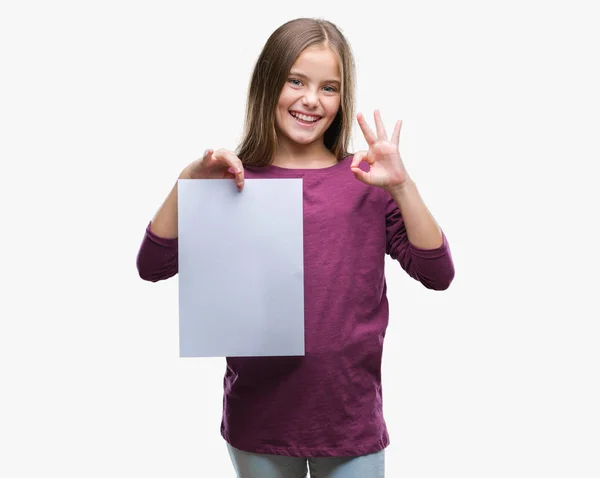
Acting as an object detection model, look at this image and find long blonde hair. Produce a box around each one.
[235,18,356,167]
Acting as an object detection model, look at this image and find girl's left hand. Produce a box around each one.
[351,110,410,192]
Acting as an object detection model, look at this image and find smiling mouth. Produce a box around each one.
[289,111,322,125]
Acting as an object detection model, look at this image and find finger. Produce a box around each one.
[226,166,244,191]
[350,150,369,169]
[374,110,388,141]
[193,148,213,169]
[390,120,402,146]
[351,165,369,184]
[213,149,243,172]
[204,148,216,163]
[213,149,245,190]
[356,112,377,146]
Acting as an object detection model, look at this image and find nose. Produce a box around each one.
[302,89,320,108]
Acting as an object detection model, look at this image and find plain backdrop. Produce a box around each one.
[1,0,599,477]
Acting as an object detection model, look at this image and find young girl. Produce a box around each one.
[137,17,454,478]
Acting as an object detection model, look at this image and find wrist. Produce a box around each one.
[385,177,415,197]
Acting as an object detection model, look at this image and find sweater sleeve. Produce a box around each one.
[385,198,455,290]
[136,221,179,282]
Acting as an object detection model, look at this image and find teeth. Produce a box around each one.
[291,112,319,122]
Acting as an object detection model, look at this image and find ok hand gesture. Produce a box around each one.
[351,110,410,192]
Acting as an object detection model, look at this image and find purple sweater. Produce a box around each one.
[136,154,455,457]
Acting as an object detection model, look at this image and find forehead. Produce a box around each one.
[291,46,340,78]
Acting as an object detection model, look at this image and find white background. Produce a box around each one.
[1,0,599,477]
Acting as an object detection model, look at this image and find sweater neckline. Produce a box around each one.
[247,154,354,175]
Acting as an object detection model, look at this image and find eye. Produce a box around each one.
[323,85,338,93]
[288,78,302,86]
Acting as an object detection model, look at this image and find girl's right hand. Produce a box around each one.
[179,148,245,191]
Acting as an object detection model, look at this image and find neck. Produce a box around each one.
[272,138,337,169]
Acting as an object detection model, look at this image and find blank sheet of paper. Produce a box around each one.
[177,178,304,357]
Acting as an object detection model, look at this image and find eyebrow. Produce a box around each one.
[289,71,341,85]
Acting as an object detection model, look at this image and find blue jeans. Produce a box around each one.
[226,443,385,478]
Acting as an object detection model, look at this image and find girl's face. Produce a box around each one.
[274,45,341,149]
